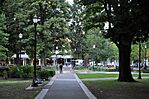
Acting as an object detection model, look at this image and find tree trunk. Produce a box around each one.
[118,36,135,82]
[84,53,89,66]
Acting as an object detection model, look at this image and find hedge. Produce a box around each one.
[37,69,55,80]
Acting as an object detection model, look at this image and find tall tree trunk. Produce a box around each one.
[118,36,135,82]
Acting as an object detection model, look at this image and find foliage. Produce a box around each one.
[69,1,86,59]
[0,13,9,60]
[74,66,88,70]
[8,65,55,79]
[44,66,56,71]
[8,66,33,78]
[78,0,149,82]
[88,66,116,72]
[69,1,117,65]
[37,69,55,80]
[84,28,118,62]
[131,44,139,61]
[3,0,71,62]
[131,41,149,62]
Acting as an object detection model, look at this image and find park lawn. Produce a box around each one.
[77,73,149,79]
[83,79,149,99]
[0,79,46,99]
[77,73,118,79]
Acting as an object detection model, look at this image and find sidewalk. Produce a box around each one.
[35,69,96,99]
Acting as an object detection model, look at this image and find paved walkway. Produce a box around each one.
[35,68,96,99]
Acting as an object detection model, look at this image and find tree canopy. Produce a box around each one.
[0,13,9,60]
[79,0,149,82]
[2,0,71,61]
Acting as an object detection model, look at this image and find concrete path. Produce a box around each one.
[35,68,96,99]
[44,73,88,99]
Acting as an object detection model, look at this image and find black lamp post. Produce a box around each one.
[138,32,142,79]
[19,33,23,65]
[144,45,147,70]
[55,46,59,72]
[93,45,96,71]
[32,15,40,87]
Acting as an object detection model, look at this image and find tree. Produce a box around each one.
[3,0,71,65]
[69,0,85,59]
[131,44,139,62]
[79,0,149,82]
[0,0,5,13]
[84,28,117,64]
[103,0,149,82]
[0,14,9,60]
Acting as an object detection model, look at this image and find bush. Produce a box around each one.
[88,66,116,72]
[45,66,56,71]
[8,65,55,79]
[20,66,33,78]
[74,66,88,70]
[37,69,55,80]
[8,66,33,78]
[0,66,9,77]
[8,66,20,78]
[3,70,8,79]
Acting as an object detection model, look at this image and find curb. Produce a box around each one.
[74,73,97,99]
[35,74,57,99]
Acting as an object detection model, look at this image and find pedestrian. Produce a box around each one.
[59,64,63,73]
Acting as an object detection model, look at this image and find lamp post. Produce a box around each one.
[138,32,142,79]
[93,45,96,71]
[144,45,147,70]
[55,46,59,72]
[19,33,23,65]
[32,15,40,87]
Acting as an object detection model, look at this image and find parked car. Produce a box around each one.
[106,63,114,67]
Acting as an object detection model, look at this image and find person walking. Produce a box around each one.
[59,58,64,73]
[59,64,63,73]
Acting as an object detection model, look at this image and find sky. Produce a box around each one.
[66,0,74,5]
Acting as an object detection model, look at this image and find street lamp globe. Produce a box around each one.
[93,45,96,49]
[145,45,147,49]
[19,33,23,39]
[33,15,40,23]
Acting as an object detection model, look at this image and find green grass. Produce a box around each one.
[77,73,118,79]
[77,73,149,79]
[0,79,45,99]
[83,79,149,99]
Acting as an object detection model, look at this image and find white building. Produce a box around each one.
[51,55,73,66]
[11,51,30,66]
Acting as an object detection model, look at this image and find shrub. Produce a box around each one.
[0,72,3,76]
[8,66,20,78]
[74,66,88,70]
[20,66,33,78]
[45,66,56,71]
[8,66,33,78]
[37,69,55,80]
[88,66,116,72]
